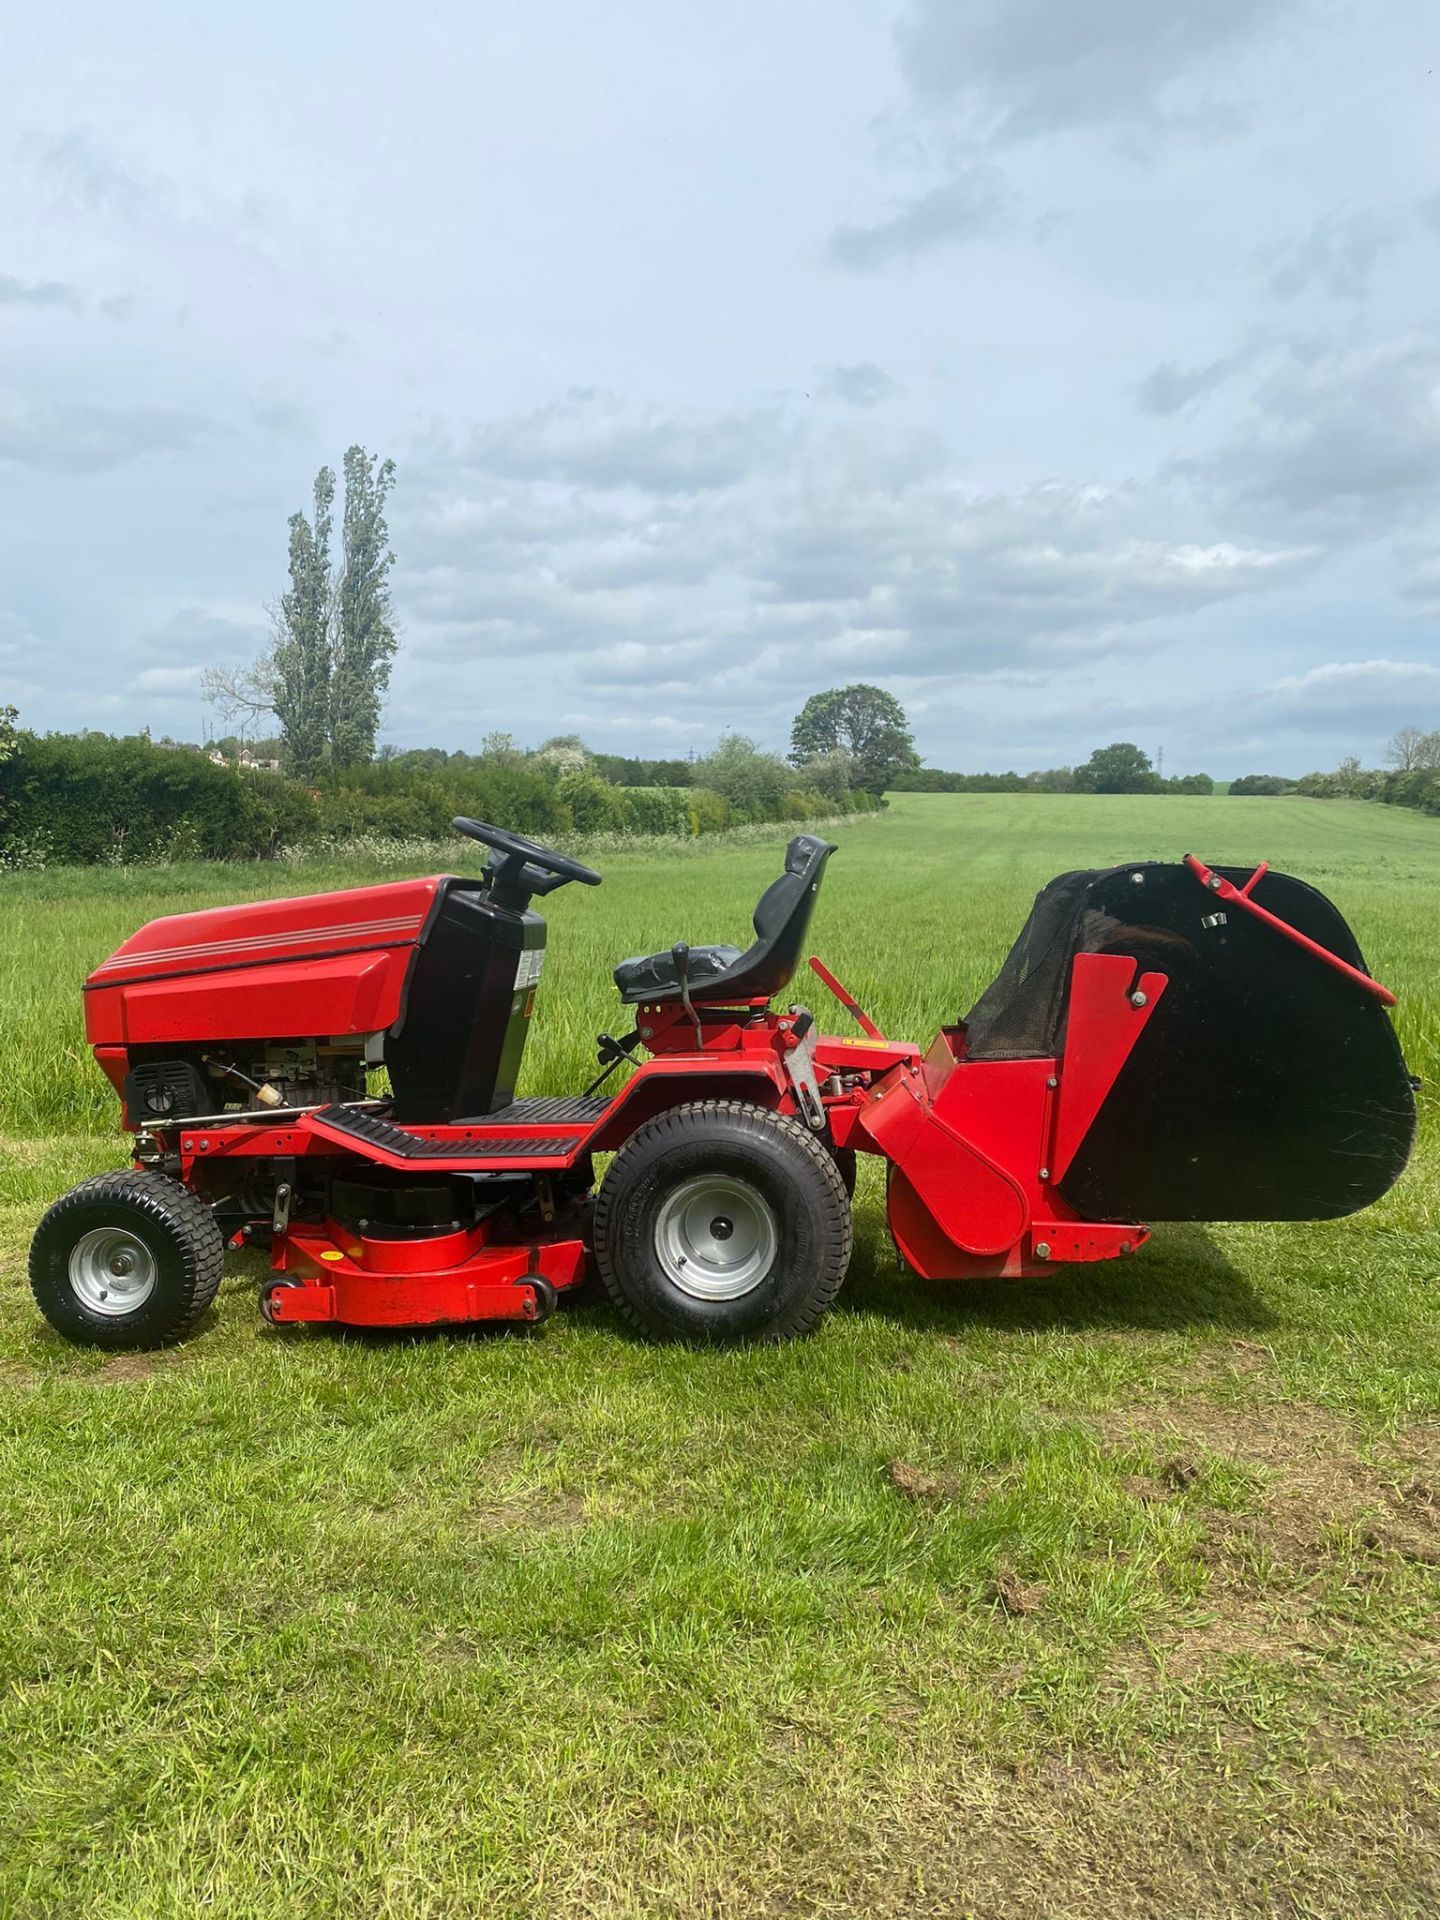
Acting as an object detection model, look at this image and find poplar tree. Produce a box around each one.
[204,448,398,777]
[269,466,334,781]
[330,447,398,768]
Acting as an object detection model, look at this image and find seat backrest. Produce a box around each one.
[693,833,836,1003]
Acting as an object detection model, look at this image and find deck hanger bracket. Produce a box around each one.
[783,1007,827,1131]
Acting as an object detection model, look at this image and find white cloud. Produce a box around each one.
[1181,337,1440,554]
[821,363,901,407]
[1261,658,1440,713]
[394,397,1320,734]
[437,389,797,496]
[132,664,206,692]
[893,0,1296,141]
[829,167,1016,270]
[1265,209,1396,303]
[16,127,160,221]
[137,606,269,660]
[0,394,215,470]
[0,273,84,311]
[1136,348,1256,416]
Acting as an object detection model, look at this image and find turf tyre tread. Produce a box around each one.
[30,1169,225,1350]
[592,1099,852,1343]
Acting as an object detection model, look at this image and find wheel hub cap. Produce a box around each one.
[69,1227,158,1316]
[654,1175,777,1301]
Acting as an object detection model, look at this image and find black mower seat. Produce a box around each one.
[613,833,836,1006]
[613,943,744,1001]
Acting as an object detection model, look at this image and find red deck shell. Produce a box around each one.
[84,876,444,1047]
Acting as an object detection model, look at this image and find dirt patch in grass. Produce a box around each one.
[1096,1395,1440,1560]
[92,1352,158,1386]
[667,1721,1440,1920]
[1182,1336,1276,1385]
[1,1352,161,1388]
[1096,1395,1440,1686]
[1093,1388,1352,1459]
[885,1458,959,1502]
[989,1562,1049,1616]
[468,1489,588,1533]
[860,1735,1440,1920]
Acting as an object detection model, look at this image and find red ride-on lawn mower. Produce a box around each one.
[31,820,1417,1348]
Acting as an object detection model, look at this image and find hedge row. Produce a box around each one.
[891,768,1215,795]
[1292,766,1440,814]
[0,733,880,868]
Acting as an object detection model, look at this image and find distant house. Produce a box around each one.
[204,746,282,773]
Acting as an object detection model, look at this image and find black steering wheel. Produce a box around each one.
[452,817,602,904]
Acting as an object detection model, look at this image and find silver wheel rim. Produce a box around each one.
[68,1227,158,1317]
[654,1174,777,1301]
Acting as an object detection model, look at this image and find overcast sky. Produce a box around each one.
[2,1,1437,775]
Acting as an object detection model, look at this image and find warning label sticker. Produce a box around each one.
[515,949,545,990]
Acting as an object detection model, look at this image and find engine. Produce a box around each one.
[124,1037,373,1124]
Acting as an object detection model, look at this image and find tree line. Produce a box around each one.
[0,721,882,870]
[892,741,1215,794]
[1221,728,1440,816]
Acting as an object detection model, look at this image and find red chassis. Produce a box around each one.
[53,824,1411,1346]
[125,948,1164,1328]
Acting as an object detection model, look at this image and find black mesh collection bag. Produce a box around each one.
[961,869,1122,1061]
[957,861,1415,1222]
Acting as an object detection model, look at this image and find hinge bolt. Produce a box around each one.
[1130,990,1147,1008]
[1038,1167,1050,1182]
[1034,1242,1051,1261]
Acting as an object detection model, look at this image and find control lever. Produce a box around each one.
[672,942,704,1048]
[583,1028,643,1098]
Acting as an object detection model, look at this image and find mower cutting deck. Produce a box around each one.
[30,819,1417,1348]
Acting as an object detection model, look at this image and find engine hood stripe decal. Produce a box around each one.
[83,939,419,992]
[92,915,424,973]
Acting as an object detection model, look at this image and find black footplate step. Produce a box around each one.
[310,1107,581,1160]
[477,1095,610,1126]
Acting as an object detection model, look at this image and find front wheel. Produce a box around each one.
[30,1170,225,1349]
[592,1101,852,1342]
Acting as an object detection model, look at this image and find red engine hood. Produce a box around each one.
[85,876,451,1048]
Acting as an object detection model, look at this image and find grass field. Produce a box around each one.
[2,793,1437,1917]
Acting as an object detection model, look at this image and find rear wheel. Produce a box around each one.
[593,1101,851,1342]
[30,1170,225,1349]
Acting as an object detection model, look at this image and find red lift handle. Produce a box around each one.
[808,957,887,1042]
[1183,854,1397,1007]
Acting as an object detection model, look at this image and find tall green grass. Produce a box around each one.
[2,793,1435,1138]
[2,792,1438,1917]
